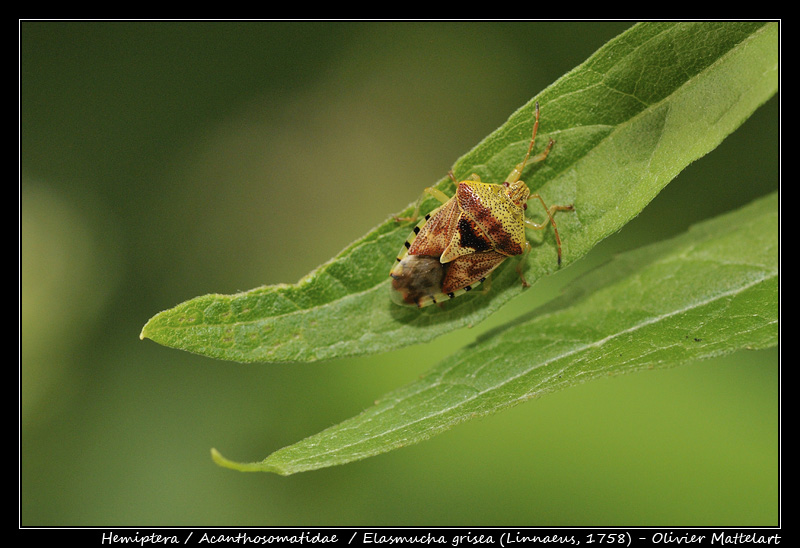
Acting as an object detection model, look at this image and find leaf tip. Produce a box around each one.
[210,448,291,475]
[210,447,238,469]
[139,312,162,342]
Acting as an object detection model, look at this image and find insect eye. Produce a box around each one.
[502,182,510,187]
[523,203,528,210]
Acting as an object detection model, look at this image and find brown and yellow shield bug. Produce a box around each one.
[390,103,574,308]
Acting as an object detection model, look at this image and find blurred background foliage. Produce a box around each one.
[20,21,778,526]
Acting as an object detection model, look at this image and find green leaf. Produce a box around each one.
[141,21,778,363]
[214,191,778,474]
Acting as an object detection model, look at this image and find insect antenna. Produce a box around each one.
[507,102,555,184]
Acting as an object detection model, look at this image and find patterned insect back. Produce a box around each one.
[390,103,573,308]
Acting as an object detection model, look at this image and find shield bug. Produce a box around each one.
[390,103,573,308]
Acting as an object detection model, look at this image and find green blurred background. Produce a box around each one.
[21,21,778,526]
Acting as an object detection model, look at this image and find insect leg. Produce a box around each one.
[448,170,482,183]
[480,271,493,294]
[525,194,574,266]
[515,241,533,287]
[424,186,451,204]
[394,185,452,222]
